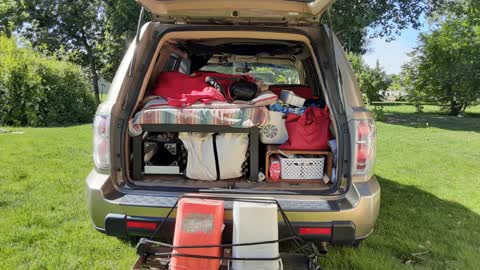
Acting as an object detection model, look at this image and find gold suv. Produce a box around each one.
[86,0,380,246]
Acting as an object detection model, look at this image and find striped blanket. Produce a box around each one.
[129,104,272,137]
[128,91,277,136]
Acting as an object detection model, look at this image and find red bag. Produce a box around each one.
[280,107,331,151]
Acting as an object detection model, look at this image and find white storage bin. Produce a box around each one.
[280,156,325,180]
[280,90,306,107]
[232,202,282,270]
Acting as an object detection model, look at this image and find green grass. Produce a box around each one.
[1,105,480,269]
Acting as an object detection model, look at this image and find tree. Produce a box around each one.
[94,0,448,79]
[406,2,480,115]
[100,0,140,81]
[18,0,107,103]
[330,0,446,53]
[0,0,25,38]
[8,0,450,88]
[347,53,391,103]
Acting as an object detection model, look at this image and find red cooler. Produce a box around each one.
[171,198,224,270]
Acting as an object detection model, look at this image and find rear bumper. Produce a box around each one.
[86,170,380,244]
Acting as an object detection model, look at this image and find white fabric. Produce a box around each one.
[260,111,288,144]
[179,132,248,181]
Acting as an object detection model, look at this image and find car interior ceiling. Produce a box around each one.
[126,38,337,192]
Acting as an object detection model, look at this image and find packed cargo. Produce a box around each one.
[126,38,340,193]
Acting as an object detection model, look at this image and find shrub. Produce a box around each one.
[373,105,386,121]
[0,36,97,127]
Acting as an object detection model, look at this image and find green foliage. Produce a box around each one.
[14,0,107,102]
[5,0,450,82]
[330,0,446,53]
[0,36,96,127]
[372,105,386,121]
[100,0,141,81]
[347,53,391,103]
[0,0,25,37]
[405,1,480,115]
[2,106,480,268]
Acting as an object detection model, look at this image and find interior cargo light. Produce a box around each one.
[298,227,332,236]
[126,221,158,231]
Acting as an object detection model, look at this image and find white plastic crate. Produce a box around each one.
[280,156,325,180]
[280,90,306,107]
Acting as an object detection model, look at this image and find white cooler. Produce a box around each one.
[232,201,282,270]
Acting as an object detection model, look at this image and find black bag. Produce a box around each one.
[205,76,258,102]
[144,134,187,169]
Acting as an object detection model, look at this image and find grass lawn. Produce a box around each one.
[1,105,479,269]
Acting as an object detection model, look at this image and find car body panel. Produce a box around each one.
[137,0,335,24]
[86,170,380,240]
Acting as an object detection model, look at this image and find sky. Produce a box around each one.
[362,18,430,75]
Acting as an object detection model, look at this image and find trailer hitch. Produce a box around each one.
[132,194,326,270]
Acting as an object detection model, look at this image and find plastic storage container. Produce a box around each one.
[232,201,282,270]
[280,90,306,107]
[280,156,325,180]
[171,198,224,270]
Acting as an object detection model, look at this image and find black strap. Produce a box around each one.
[212,133,220,180]
[153,252,282,261]
[147,195,321,265]
[205,76,231,102]
[142,236,298,249]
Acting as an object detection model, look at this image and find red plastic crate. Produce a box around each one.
[170,198,224,270]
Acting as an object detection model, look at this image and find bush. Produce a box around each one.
[372,105,386,121]
[0,36,97,127]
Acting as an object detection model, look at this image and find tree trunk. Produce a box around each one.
[90,58,100,104]
[79,30,100,104]
[449,100,462,116]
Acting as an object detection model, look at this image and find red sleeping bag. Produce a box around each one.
[152,71,255,107]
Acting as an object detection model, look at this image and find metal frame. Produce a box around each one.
[132,124,259,182]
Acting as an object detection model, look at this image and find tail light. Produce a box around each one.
[298,227,332,236]
[93,113,111,170]
[352,119,376,177]
[126,220,158,231]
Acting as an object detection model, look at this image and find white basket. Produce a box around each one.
[280,156,325,180]
[280,90,306,107]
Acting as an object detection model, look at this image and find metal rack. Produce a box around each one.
[132,124,259,182]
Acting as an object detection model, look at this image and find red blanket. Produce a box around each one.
[152,71,255,107]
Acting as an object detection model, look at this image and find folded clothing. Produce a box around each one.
[269,100,306,115]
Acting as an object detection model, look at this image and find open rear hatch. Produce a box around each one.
[137,0,334,24]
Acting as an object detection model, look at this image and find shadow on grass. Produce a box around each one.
[325,176,480,269]
[383,111,480,133]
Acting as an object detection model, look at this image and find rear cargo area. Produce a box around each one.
[124,37,339,193]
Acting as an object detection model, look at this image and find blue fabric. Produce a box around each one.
[269,101,306,115]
